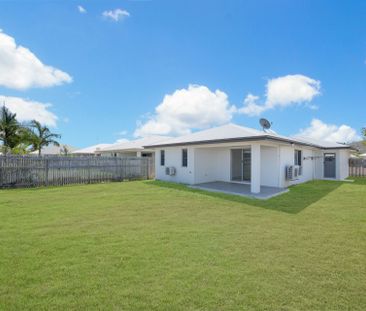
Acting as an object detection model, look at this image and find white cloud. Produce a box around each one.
[102,9,130,22]
[296,119,360,143]
[238,94,265,117]
[134,84,236,137]
[0,95,58,127]
[78,5,87,14]
[0,30,72,90]
[239,74,321,116]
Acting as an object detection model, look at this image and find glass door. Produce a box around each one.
[231,149,251,182]
[324,153,336,178]
[242,149,251,181]
[231,149,242,181]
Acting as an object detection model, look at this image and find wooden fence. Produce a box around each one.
[349,158,366,177]
[0,155,155,188]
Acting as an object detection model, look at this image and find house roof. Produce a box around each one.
[30,144,77,155]
[144,123,351,150]
[100,136,171,152]
[72,144,112,154]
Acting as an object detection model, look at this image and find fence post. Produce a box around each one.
[147,158,151,179]
[45,157,49,186]
[88,157,91,184]
[0,157,3,187]
[116,157,120,181]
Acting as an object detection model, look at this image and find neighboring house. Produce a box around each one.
[145,123,352,195]
[71,144,112,156]
[30,144,76,155]
[98,136,171,158]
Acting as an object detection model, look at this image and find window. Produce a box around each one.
[160,150,165,166]
[294,150,302,166]
[182,149,188,167]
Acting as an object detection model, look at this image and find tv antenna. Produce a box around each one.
[259,118,272,132]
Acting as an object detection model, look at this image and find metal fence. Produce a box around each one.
[349,158,366,177]
[0,155,155,188]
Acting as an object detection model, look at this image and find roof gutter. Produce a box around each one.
[144,135,351,150]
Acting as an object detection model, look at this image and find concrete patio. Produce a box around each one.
[190,181,288,200]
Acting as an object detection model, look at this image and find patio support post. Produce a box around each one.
[251,144,261,193]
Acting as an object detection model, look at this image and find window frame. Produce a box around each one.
[182,148,188,167]
[160,150,165,166]
[294,149,302,173]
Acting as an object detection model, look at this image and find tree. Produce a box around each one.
[27,120,61,155]
[60,145,70,156]
[0,106,23,154]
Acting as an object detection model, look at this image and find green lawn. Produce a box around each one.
[0,180,365,310]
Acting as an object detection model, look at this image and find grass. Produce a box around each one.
[0,180,365,310]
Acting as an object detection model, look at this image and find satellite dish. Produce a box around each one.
[259,118,272,132]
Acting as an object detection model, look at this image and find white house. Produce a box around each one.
[145,124,352,198]
[98,136,171,158]
[30,144,76,155]
[71,144,112,156]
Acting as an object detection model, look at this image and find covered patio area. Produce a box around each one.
[190,181,288,200]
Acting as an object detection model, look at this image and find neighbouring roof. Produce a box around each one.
[30,144,77,155]
[350,141,366,153]
[99,136,171,152]
[72,144,113,155]
[144,123,351,150]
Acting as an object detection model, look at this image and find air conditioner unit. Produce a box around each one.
[293,165,300,179]
[286,165,300,180]
[165,167,176,176]
[169,167,176,176]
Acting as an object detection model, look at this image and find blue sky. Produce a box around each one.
[0,0,365,147]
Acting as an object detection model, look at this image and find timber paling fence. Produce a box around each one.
[0,155,155,188]
[349,158,366,177]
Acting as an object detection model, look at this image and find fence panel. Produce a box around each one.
[0,155,154,189]
[349,158,366,177]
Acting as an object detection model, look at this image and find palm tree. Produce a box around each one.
[0,106,22,154]
[28,120,61,155]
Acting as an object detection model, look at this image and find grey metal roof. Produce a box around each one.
[72,144,113,154]
[100,136,171,152]
[144,123,351,149]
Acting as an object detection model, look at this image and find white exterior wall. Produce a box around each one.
[322,149,350,180]
[155,147,195,184]
[313,150,323,179]
[154,142,351,187]
[279,145,321,187]
[279,146,294,188]
[260,146,280,187]
[100,151,138,157]
[194,148,230,184]
[338,149,350,180]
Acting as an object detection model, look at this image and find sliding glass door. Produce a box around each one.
[231,149,251,182]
